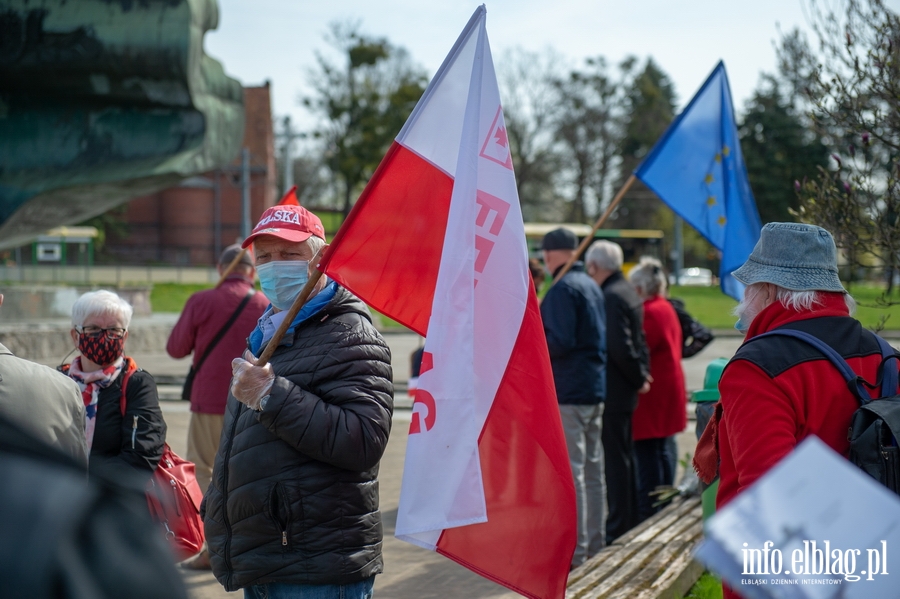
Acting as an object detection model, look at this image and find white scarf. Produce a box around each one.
[67,356,126,451]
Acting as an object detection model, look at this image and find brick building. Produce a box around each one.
[106,83,277,266]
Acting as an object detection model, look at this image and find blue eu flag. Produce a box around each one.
[634,61,761,300]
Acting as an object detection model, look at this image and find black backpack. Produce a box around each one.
[668,297,714,358]
[754,328,900,494]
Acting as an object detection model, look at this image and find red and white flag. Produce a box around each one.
[319,7,575,599]
[276,185,300,206]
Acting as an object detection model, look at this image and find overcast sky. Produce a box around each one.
[205,0,900,133]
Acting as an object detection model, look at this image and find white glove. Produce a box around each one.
[231,349,275,410]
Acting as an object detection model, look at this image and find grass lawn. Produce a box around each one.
[669,284,900,331]
[668,286,738,330]
[150,283,213,313]
[150,283,417,332]
[148,281,900,332]
[679,572,723,599]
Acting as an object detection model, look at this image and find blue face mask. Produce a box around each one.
[256,260,309,311]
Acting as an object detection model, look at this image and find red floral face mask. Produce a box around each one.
[77,332,125,367]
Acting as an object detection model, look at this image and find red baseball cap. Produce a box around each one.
[241,205,326,249]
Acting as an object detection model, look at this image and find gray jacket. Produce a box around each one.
[203,286,393,591]
[0,342,88,465]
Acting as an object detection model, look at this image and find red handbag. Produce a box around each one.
[120,359,206,561]
[144,444,206,561]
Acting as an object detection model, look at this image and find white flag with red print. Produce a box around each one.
[319,7,575,599]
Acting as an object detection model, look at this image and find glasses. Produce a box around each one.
[76,325,127,339]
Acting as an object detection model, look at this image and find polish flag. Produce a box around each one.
[319,7,575,599]
[276,185,300,206]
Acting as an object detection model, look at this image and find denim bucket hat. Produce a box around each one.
[732,222,845,292]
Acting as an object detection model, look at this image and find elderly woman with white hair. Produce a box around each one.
[60,290,166,482]
[628,257,687,522]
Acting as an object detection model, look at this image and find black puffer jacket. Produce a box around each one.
[203,286,393,591]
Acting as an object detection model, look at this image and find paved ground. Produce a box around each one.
[35,331,744,598]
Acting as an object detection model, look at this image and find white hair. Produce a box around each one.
[71,290,134,329]
[305,235,326,257]
[739,283,857,316]
[773,286,856,315]
[628,256,667,297]
[585,240,624,272]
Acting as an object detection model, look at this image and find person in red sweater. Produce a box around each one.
[166,246,269,494]
[700,223,890,599]
[628,257,687,522]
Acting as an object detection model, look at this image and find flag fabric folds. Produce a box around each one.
[634,61,762,300]
[318,6,576,599]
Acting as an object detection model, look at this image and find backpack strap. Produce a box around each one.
[875,335,899,397]
[752,329,891,404]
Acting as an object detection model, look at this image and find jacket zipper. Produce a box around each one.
[271,482,292,548]
[131,416,138,449]
[222,403,244,589]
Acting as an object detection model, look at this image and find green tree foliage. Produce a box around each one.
[781,0,900,291]
[610,58,677,230]
[303,22,427,217]
[738,76,828,223]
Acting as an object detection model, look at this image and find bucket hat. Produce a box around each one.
[732,222,845,292]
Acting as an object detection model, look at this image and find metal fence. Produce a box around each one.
[0,265,220,286]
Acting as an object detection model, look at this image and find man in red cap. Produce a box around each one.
[202,205,394,599]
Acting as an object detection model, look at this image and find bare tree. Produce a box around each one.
[302,21,427,217]
[497,47,568,221]
[553,56,625,223]
[784,0,900,293]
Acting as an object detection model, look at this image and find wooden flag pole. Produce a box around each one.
[256,269,325,366]
[217,248,249,287]
[548,173,637,288]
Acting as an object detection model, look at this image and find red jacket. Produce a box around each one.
[716,293,889,510]
[716,294,895,599]
[632,295,686,441]
[166,276,269,414]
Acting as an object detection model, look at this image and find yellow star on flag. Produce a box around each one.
[707,196,716,206]
[714,153,722,163]
[705,173,714,184]
[718,215,727,226]
[722,145,731,157]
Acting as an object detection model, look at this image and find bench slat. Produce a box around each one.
[566,495,705,599]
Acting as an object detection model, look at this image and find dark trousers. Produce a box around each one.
[601,410,638,543]
[634,436,677,523]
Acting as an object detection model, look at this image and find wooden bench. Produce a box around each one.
[566,495,704,599]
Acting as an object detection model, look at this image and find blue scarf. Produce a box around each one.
[249,281,339,356]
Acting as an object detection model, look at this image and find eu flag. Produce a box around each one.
[634,61,761,300]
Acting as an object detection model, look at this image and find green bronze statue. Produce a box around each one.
[0,0,244,249]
